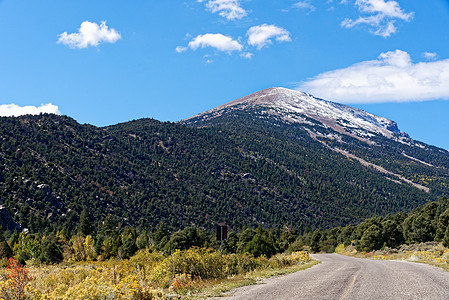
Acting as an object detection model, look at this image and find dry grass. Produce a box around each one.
[336,242,449,272]
[1,250,315,299]
[190,259,320,299]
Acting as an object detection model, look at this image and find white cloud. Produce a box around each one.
[240,52,253,59]
[247,24,291,50]
[179,33,243,52]
[203,55,214,64]
[0,103,60,117]
[293,1,316,12]
[297,50,449,103]
[176,46,188,53]
[198,0,247,20]
[176,26,291,59]
[58,21,121,49]
[356,0,412,18]
[342,0,413,37]
[423,52,438,61]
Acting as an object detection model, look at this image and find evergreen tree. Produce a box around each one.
[164,227,206,253]
[357,224,383,252]
[279,226,298,251]
[119,234,137,259]
[101,215,117,236]
[0,227,13,259]
[236,228,256,253]
[39,234,63,264]
[310,230,322,253]
[436,208,449,241]
[9,230,19,248]
[136,232,149,249]
[223,231,238,254]
[443,226,449,247]
[244,227,277,258]
[153,222,169,250]
[337,225,355,246]
[102,236,118,259]
[78,209,94,236]
[381,219,404,248]
[403,213,435,244]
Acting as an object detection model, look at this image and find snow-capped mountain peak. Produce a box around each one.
[187,87,401,139]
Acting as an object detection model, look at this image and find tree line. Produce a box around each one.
[293,197,449,253]
[2,197,449,266]
[0,208,297,265]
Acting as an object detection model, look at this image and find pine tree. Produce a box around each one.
[0,227,13,259]
[78,209,94,236]
[358,224,383,252]
[443,226,449,247]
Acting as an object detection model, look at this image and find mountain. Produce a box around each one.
[0,88,448,234]
[183,87,449,195]
[186,87,403,141]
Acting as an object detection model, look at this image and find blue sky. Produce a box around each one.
[0,0,448,149]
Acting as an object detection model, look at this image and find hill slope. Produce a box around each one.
[0,88,448,234]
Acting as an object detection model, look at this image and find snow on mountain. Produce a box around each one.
[187,87,402,140]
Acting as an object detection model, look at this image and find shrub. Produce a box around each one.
[169,273,194,293]
[269,251,310,268]
[357,225,383,252]
[244,234,277,258]
[0,258,33,300]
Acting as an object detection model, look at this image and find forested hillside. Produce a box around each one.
[0,112,445,235]
[293,196,449,253]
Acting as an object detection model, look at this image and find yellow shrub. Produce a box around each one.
[169,273,194,293]
[2,247,312,298]
[268,251,310,268]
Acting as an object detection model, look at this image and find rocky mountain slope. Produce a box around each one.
[183,87,449,195]
[187,87,406,142]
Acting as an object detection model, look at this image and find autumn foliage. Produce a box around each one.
[0,248,310,299]
[0,258,32,300]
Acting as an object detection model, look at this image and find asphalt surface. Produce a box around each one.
[219,253,449,300]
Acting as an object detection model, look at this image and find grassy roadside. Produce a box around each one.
[190,259,320,299]
[0,249,318,299]
[335,242,449,272]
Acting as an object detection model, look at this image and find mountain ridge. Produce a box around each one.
[182,86,449,201]
[185,87,403,141]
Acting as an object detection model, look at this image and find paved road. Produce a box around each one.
[219,254,449,300]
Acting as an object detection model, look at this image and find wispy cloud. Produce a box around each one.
[58,21,121,49]
[0,103,60,117]
[423,52,438,61]
[247,24,291,50]
[240,52,253,59]
[177,33,243,53]
[198,0,247,20]
[341,0,413,37]
[298,50,449,103]
[176,46,188,53]
[293,1,316,12]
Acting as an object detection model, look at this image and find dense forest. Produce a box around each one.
[0,215,296,265]
[1,196,449,266]
[1,112,448,238]
[294,196,449,253]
